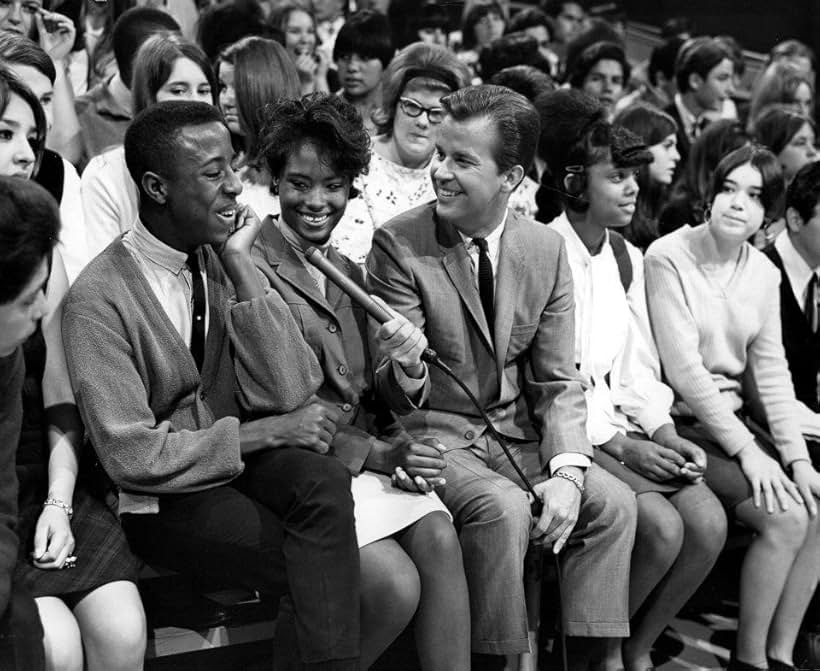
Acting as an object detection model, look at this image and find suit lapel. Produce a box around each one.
[259,220,338,319]
[437,214,494,352]
[493,213,525,376]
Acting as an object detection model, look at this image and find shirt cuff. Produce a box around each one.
[391,359,427,396]
[548,453,591,476]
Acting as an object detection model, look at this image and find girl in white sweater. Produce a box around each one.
[645,144,820,671]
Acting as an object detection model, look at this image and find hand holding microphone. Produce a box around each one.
[304,247,429,375]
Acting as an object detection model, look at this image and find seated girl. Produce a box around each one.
[645,144,820,671]
[0,67,145,671]
[537,88,727,671]
[250,92,471,671]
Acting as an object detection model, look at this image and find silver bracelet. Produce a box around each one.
[552,470,585,495]
[43,497,73,520]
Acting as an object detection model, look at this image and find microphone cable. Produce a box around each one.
[421,348,568,671]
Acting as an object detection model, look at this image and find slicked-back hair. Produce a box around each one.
[260,92,371,184]
[0,33,55,84]
[489,65,555,102]
[0,176,59,304]
[111,7,180,88]
[707,144,785,223]
[675,37,732,94]
[333,9,394,69]
[130,34,217,115]
[218,37,300,162]
[751,104,814,156]
[373,42,471,137]
[441,84,540,174]
[787,160,820,223]
[124,101,226,200]
[0,67,46,176]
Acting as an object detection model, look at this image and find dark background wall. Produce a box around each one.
[620,0,820,56]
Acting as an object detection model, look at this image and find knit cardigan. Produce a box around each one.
[62,239,322,510]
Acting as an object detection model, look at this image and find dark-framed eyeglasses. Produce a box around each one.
[398,97,446,124]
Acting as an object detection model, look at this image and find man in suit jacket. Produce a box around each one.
[367,85,637,669]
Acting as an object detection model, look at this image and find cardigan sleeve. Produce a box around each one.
[745,275,810,466]
[227,291,323,416]
[644,251,756,456]
[63,309,243,494]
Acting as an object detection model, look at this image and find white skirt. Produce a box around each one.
[350,471,451,547]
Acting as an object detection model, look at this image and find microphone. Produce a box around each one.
[304,246,392,323]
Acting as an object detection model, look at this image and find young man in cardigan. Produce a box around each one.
[63,101,363,670]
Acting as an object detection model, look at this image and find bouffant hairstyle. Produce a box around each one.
[372,42,471,137]
[260,92,371,188]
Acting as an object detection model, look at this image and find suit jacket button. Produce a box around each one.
[464,430,475,441]
[338,364,348,375]
[328,324,338,333]
[341,402,352,412]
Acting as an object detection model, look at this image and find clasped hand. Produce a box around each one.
[390,437,447,493]
[32,506,75,570]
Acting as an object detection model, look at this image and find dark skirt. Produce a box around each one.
[15,486,140,599]
[673,418,774,510]
[594,447,684,495]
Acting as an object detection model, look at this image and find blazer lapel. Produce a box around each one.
[436,213,493,352]
[493,213,525,377]
[259,220,338,318]
[324,247,349,312]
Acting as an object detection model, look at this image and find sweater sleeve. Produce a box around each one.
[746,275,810,466]
[644,252,756,456]
[0,351,23,618]
[63,309,243,494]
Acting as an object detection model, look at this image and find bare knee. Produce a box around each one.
[37,598,83,671]
[755,503,810,551]
[361,544,421,627]
[677,487,728,558]
[405,511,464,575]
[636,495,685,561]
[74,582,146,671]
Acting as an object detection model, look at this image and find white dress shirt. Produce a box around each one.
[550,212,674,445]
[775,230,818,310]
[122,218,209,345]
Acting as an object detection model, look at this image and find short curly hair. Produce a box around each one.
[260,93,371,185]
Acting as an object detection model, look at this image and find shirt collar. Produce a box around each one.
[549,211,611,263]
[129,218,190,275]
[674,93,697,140]
[456,208,508,251]
[776,229,817,292]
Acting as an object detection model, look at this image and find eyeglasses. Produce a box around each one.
[398,97,446,124]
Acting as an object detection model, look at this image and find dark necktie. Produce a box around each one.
[806,273,819,334]
[187,252,206,371]
[473,237,494,333]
